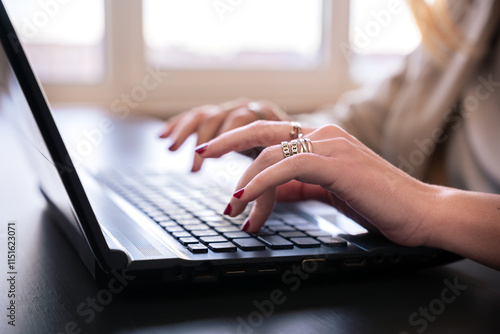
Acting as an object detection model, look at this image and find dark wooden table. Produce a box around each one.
[1,108,499,334]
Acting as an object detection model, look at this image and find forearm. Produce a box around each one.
[426,186,500,269]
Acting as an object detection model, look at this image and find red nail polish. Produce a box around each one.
[195,143,208,154]
[168,141,177,151]
[233,188,244,199]
[223,203,232,215]
[241,220,250,231]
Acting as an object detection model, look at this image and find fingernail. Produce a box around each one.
[241,220,250,231]
[168,141,177,151]
[233,188,244,199]
[223,203,232,215]
[195,143,208,155]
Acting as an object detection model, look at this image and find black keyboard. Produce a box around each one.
[97,170,347,254]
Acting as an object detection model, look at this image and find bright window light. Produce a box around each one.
[143,0,324,70]
[4,0,105,83]
[348,0,421,83]
[349,0,421,55]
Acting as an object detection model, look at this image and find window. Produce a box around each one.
[3,1,353,116]
[143,0,323,70]
[348,0,421,83]
[4,0,105,83]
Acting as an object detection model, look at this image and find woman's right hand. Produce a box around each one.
[159,97,288,171]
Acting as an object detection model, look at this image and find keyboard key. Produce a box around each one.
[191,230,219,237]
[233,238,266,251]
[267,225,296,232]
[208,242,237,252]
[172,231,191,239]
[200,236,227,244]
[317,236,347,247]
[296,224,321,231]
[179,237,199,245]
[251,228,276,236]
[257,235,294,250]
[199,216,226,222]
[144,210,164,217]
[176,219,203,226]
[206,221,233,228]
[225,217,246,224]
[170,213,195,220]
[223,232,250,239]
[184,224,211,231]
[153,216,175,222]
[290,237,321,248]
[284,217,311,225]
[305,230,332,237]
[158,221,177,228]
[279,231,307,238]
[149,214,169,221]
[265,219,286,226]
[194,210,219,217]
[187,243,208,254]
[215,226,241,233]
[165,226,184,233]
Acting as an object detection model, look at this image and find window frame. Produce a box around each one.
[41,0,352,118]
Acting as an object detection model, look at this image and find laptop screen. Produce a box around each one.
[0,2,128,271]
[0,33,80,231]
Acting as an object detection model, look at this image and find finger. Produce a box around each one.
[276,181,328,202]
[159,114,183,138]
[256,100,289,121]
[226,145,284,217]
[234,154,340,204]
[169,107,218,151]
[217,107,259,135]
[239,154,378,233]
[197,121,299,159]
[243,188,277,233]
[226,138,347,217]
[191,112,230,172]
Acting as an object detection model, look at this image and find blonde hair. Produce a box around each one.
[407,0,471,65]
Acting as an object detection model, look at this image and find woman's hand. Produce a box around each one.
[195,121,438,248]
[159,97,288,171]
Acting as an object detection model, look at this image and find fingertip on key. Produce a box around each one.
[223,203,232,216]
[241,220,250,232]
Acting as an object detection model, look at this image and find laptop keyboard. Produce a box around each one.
[97,170,347,254]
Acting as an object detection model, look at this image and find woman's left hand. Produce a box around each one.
[195,121,438,248]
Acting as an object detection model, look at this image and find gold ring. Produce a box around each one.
[247,102,265,120]
[298,138,308,153]
[290,140,299,156]
[281,141,291,158]
[290,121,302,139]
[304,138,313,153]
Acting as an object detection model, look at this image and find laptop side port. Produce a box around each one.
[302,258,326,272]
[225,265,246,275]
[258,263,278,273]
[343,257,367,267]
[193,268,216,281]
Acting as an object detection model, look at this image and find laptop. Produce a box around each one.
[0,2,461,288]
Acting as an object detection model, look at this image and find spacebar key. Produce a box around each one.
[257,235,294,250]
